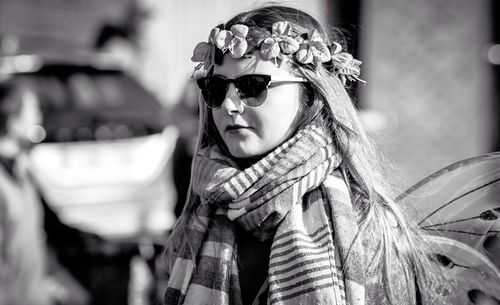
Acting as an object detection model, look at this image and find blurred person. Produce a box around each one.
[0,79,52,305]
[163,5,453,305]
[93,0,151,70]
[93,0,149,51]
[0,80,89,305]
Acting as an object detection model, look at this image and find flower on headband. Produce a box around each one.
[191,22,364,85]
[330,42,364,84]
[295,29,331,64]
[191,25,249,73]
[214,24,249,58]
[260,21,300,61]
[191,27,220,71]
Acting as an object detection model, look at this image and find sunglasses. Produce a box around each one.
[196,74,308,109]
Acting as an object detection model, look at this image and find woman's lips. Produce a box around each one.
[225,125,253,135]
[225,125,250,132]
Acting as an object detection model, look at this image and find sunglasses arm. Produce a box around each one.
[269,76,308,84]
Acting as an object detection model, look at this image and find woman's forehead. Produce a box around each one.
[213,52,294,78]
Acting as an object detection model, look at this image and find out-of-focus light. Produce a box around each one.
[13,55,42,73]
[75,127,93,141]
[115,125,131,139]
[359,109,388,132]
[487,44,500,65]
[95,125,114,140]
[27,125,46,143]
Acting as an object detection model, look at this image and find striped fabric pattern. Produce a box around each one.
[165,124,366,305]
[267,185,347,305]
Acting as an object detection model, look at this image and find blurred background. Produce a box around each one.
[0,0,498,304]
[1,0,496,185]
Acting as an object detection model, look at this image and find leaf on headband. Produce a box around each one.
[228,25,249,58]
[330,42,342,54]
[208,28,221,43]
[311,41,331,63]
[260,37,281,60]
[279,36,300,55]
[295,29,330,64]
[341,67,361,78]
[334,55,365,84]
[272,21,292,37]
[191,27,222,63]
[191,42,212,62]
[260,21,298,59]
[212,25,250,58]
[331,52,355,67]
[215,30,233,50]
[191,22,365,84]
[296,43,313,64]
[296,42,330,64]
[230,24,249,39]
[230,39,248,58]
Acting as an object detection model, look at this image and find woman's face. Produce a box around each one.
[211,52,305,158]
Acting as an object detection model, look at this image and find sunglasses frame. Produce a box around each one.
[197,73,308,109]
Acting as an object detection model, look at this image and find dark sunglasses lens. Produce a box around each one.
[236,75,270,106]
[197,77,228,108]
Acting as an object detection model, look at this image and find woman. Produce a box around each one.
[0,80,52,305]
[164,5,449,305]
[0,80,90,305]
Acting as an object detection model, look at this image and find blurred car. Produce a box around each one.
[1,53,178,305]
[2,53,178,240]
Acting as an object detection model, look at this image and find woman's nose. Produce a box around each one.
[221,84,244,114]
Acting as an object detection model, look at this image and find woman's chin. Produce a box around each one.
[226,142,266,159]
[228,147,259,159]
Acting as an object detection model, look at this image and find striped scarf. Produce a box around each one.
[165,124,367,305]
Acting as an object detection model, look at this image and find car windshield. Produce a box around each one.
[13,64,166,142]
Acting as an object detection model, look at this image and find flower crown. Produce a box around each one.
[191,21,364,85]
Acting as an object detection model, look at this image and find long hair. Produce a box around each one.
[165,5,444,304]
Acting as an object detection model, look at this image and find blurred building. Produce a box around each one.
[0,0,124,54]
[360,0,493,187]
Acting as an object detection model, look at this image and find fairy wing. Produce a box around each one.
[396,152,500,304]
